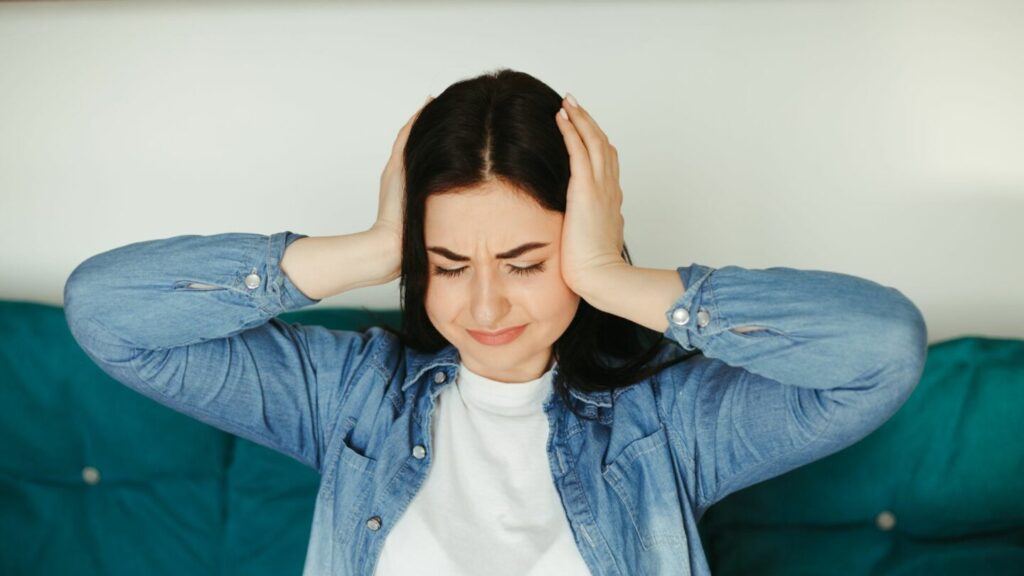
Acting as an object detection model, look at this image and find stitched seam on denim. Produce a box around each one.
[320,418,350,499]
[338,441,376,472]
[703,267,728,336]
[333,333,385,415]
[650,351,700,474]
[603,466,645,542]
[322,337,390,478]
[619,428,667,467]
[602,430,684,549]
[327,416,377,543]
[366,332,393,384]
[660,415,697,472]
[678,266,716,349]
[275,318,332,471]
[254,232,281,315]
[563,438,611,562]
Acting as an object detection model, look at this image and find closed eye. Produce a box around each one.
[432,262,546,278]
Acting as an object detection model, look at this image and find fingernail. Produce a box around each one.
[565,93,579,108]
[559,108,569,121]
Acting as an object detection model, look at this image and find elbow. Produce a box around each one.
[63,254,114,349]
[63,258,97,331]
[879,288,929,402]
[64,266,95,355]
[889,288,928,369]
[845,314,927,434]
[63,263,88,334]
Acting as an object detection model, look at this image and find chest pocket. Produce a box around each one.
[601,425,688,550]
[319,416,378,544]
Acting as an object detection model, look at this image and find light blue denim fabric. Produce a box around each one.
[63,231,928,576]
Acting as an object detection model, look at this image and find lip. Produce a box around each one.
[467,324,527,346]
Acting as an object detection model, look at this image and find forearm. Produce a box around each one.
[574,263,686,334]
[64,231,321,354]
[280,229,400,301]
[614,262,928,393]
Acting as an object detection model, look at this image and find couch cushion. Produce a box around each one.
[697,336,1024,575]
[0,301,232,575]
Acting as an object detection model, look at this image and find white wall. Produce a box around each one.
[1,0,1021,344]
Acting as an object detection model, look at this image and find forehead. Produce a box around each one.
[424,182,561,244]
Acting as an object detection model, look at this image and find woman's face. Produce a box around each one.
[424,180,580,384]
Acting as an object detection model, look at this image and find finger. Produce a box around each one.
[413,94,433,121]
[555,107,594,185]
[401,98,429,136]
[561,95,607,176]
[391,96,432,157]
[572,99,619,185]
[609,143,619,182]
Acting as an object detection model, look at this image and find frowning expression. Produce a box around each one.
[424,180,580,383]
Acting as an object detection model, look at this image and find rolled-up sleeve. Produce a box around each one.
[63,230,389,472]
[657,264,928,515]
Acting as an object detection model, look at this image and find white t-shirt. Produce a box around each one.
[374,361,592,575]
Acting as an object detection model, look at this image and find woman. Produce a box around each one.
[63,68,928,576]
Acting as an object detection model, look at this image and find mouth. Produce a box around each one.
[467,324,527,346]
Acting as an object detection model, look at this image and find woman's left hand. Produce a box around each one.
[554,93,628,294]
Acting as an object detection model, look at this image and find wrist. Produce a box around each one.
[573,263,685,333]
[571,261,632,307]
[364,226,403,282]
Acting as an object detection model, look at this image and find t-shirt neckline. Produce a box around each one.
[455,361,557,416]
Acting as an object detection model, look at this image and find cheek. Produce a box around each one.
[530,276,580,317]
[557,291,582,321]
[424,283,459,319]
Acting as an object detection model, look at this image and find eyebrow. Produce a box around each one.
[426,242,550,262]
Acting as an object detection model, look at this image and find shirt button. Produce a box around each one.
[697,308,711,328]
[244,273,261,290]
[434,371,446,384]
[412,445,426,459]
[82,466,101,485]
[366,516,382,531]
[875,510,896,531]
[670,307,690,326]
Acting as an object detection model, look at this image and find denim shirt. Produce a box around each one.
[63,231,929,576]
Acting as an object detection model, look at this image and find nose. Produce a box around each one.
[470,265,511,329]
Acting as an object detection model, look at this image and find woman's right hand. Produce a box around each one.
[370,95,433,271]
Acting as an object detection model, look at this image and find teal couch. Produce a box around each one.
[2,300,1021,575]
